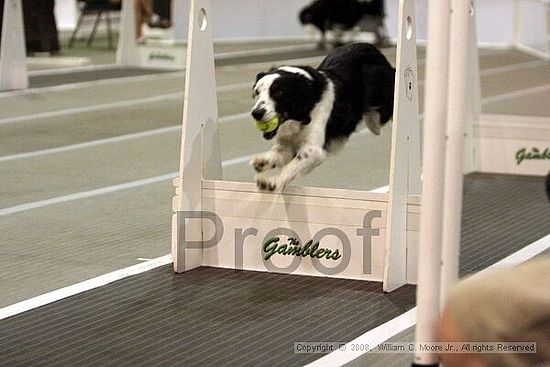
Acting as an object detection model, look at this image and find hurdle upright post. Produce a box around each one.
[172,0,222,272]
[413,0,452,365]
[462,1,481,175]
[116,0,139,66]
[440,0,474,304]
[383,0,421,292]
[0,0,28,91]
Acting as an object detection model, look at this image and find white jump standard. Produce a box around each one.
[0,0,28,91]
[116,0,186,69]
[172,0,421,291]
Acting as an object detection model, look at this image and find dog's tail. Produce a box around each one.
[361,0,385,17]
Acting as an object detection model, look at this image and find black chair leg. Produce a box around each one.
[87,11,102,47]
[105,11,113,49]
[68,13,85,48]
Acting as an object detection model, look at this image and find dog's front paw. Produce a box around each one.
[250,156,277,173]
[256,175,281,192]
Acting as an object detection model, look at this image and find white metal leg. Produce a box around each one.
[413,0,451,365]
[440,0,473,306]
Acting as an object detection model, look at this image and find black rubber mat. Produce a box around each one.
[0,267,416,367]
[459,173,550,275]
[28,67,174,88]
[1,174,549,367]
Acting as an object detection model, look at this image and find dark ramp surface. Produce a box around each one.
[1,174,549,367]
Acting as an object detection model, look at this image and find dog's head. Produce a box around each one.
[251,66,321,140]
[299,7,320,28]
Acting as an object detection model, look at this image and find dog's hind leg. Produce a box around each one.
[363,110,382,135]
[361,64,395,133]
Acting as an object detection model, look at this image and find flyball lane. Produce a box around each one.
[0,174,549,367]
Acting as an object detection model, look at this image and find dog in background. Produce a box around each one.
[299,0,387,48]
[250,43,395,191]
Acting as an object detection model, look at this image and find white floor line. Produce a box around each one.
[0,92,183,126]
[27,56,91,67]
[0,153,255,217]
[218,50,547,75]
[0,112,251,163]
[476,233,550,273]
[480,58,549,76]
[215,43,318,60]
[481,83,550,104]
[0,71,184,99]
[221,153,255,167]
[27,63,120,77]
[216,55,326,72]
[369,185,389,193]
[0,173,178,217]
[0,84,249,126]
[0,72,245,100]
[217,82,253,93]
[0,255,173,320]
[304,232,550,367]
[0,126,181,163]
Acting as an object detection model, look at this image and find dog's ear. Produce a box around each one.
[255,72,267,83]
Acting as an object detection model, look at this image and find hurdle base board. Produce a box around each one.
[172,179,420,283]
[137,43,187,69]
[475,113,550,176]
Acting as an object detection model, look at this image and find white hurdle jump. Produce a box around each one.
[116,0,186,69]
[513,0,550,59]
[0,0,28,91]
[465,1,550,177]
[171,0,421,292]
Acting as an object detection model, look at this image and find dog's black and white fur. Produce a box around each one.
[299,0,387,47]
[250,43,395,191]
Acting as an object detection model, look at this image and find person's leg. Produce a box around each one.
[140,0,154,18]
[134,0,148,39]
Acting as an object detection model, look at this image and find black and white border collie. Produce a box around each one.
[250,43,395,191]
[299,0,387,47]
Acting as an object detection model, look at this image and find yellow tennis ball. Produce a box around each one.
[255,116,279,133]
